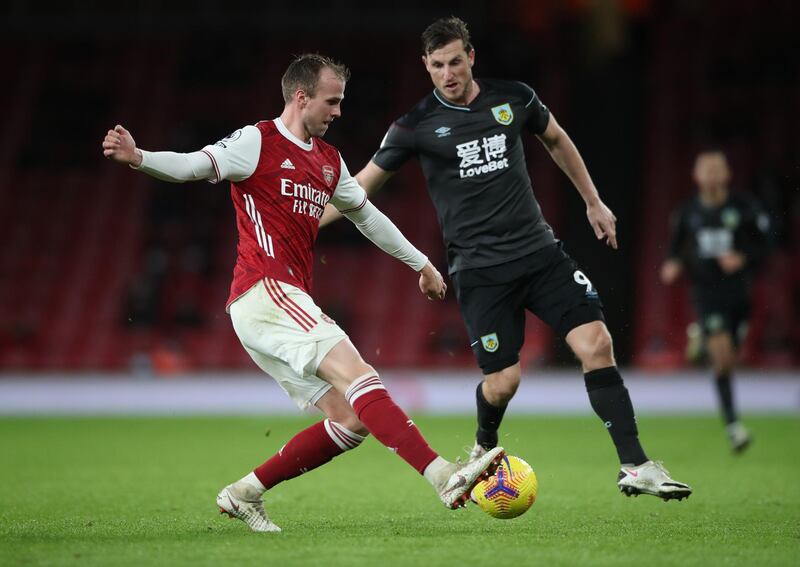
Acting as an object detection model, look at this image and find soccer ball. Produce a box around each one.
[471,455,538,519]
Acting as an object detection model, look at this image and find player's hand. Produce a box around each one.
[418,262,447,300]
[586,200,618,249]
[718,252,746,274]
[660,259,682,284]
[102,125,142,167]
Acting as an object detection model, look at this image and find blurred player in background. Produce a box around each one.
[321,17,691,500]
[661,150,771,453]
[102,53,505,533]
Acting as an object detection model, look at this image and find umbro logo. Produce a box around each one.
[435,126,451,138]
[280,159,295,169]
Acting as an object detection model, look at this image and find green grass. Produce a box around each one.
[1,415,798,566]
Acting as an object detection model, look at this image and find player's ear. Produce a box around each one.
[421,55,429,70]
[295,89,308,109]
[467,49,475,67]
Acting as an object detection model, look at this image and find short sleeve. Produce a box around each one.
[200,124,261,183]
[329,154,368,214]
[371,121,416,172]
[518,82,551,135]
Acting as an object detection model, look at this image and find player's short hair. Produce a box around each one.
[696,147,727,159]
[421,16,473,55]
[281,53,350,103]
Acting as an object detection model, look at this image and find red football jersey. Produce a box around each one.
[203,119,366,308]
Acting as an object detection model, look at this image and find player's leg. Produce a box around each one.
[565,321,648,466]
[217,281,364,531]
[245,389,368,494]
[451,269,527,458]
[529,245,690,500]
[316,337,505,508]
[702,306,751,453]
[476,363,521,452]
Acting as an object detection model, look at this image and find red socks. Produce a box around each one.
[254,418,364,490]
[253,374,438,491]
[345,374,438,474]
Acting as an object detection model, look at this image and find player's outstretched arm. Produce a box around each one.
[102,124,217,183]
[537,114,618,249]
[319,161,395,228]
[342,200,445,300]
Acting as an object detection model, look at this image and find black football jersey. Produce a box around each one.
[372,78,557,274]
[667,192,771,294]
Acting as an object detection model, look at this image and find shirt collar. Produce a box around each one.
[274,117,314,151]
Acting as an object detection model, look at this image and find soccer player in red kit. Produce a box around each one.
[102,54,504,532]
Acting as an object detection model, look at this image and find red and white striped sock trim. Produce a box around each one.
[262,278,317,332]
[323,419,366,451]
[345,373,386,406]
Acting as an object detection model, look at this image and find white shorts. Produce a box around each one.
[229,278,348,410]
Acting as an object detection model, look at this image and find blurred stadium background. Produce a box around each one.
[0,0,797,413]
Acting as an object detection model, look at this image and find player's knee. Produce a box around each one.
[334,363,378,392]
[485,367,520,404]
[593,328,614,360]
[571,325,615,369]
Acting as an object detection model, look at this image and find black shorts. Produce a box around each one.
[693,289,751,347]
[451,243,604,374]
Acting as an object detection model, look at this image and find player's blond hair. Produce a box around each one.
[281,53,350,103]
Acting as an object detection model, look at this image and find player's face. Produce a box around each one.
[693,153,731,191]
[422,40,475,105]
[301,68,345,138]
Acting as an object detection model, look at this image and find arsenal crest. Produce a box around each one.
[322,165,335,187]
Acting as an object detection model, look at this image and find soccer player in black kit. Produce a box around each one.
[661,150,771,453]
[322,17,691,499]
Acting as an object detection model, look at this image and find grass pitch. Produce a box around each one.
[1,414,798,566]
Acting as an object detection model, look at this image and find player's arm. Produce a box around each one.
[346,200,446,300]
[536,114,618,249]
[660,206,687,284]
[102,124,260,183]
[331,158,445,300]
[319,161,395,227]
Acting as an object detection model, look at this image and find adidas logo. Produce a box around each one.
[280,159,295,169]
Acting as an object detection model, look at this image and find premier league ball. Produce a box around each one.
[471,455,538,519]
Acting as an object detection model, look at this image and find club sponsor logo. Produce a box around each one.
[456,134,509,178]
[491,103,514,125]
[280,178,331,220]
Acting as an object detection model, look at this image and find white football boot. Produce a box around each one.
[727,422,752,454]
[217,482,281,532]
[439,447,505,509]
[467,441,488,463]
[617,461,692,501]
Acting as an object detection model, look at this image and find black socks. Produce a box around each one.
[585,367,648,466]
[715,372,737,425]
[475,381,507,450]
